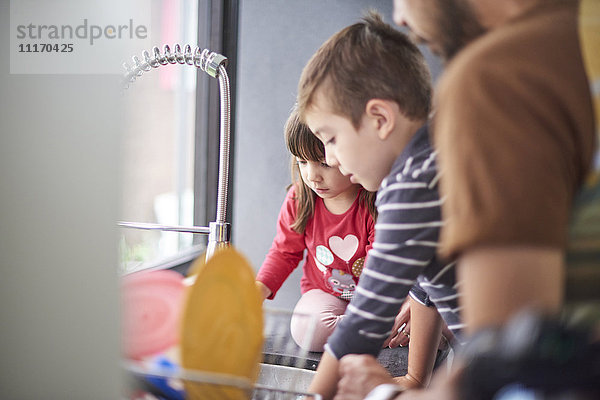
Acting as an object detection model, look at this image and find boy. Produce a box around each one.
[296,12,462,399]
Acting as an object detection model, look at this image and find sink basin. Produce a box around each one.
[257,362,316,393]
[125,360,321,399]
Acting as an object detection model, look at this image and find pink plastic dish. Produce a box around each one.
[121,269,185,360]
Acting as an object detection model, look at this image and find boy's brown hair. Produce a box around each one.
[297,11,432,128]
[284,108,377,233]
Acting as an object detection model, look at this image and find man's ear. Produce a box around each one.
[364,99,397,140]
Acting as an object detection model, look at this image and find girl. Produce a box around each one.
[256,108,377,352]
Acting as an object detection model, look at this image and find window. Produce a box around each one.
[119,0,237,273]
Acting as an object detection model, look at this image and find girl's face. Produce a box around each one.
[297,158,357,201]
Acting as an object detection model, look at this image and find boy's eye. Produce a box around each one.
[296,160,307,165]
[326,137,336,146]
[320,162,330,168]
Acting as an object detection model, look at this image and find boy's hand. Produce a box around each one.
[398,363,464,400]
[383,299,411,348]
[336,355,464,400]
[335,354,396,400]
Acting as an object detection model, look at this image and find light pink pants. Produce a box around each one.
[290,289,348,352]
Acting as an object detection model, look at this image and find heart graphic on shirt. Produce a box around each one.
[328,235,358,262]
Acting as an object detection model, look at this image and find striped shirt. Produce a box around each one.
[326,124,464,359]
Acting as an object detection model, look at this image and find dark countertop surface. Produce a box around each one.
[261,308,451,377]
[263,329,412,377]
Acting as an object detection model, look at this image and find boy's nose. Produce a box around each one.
[325,151,339,168]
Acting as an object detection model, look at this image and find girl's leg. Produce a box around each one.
[290,289,348,352]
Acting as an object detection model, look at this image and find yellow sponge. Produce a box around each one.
[180,247,264,399]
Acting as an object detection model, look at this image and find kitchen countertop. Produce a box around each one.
[263,330,416,377]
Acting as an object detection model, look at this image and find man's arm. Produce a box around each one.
[393,247,565,400]
[458,246,563,334]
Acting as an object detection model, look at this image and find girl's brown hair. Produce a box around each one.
[284,108,377,233]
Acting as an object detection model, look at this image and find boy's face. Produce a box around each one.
[304,90,397,192]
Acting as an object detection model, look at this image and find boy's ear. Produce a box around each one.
[364,99,396,140]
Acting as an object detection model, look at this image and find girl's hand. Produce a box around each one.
[383,299,411,348]
[255,281,271,301]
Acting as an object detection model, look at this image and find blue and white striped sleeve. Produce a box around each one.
[325,158,443,359]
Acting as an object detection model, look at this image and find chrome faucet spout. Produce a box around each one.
[122,45,232,261]
[215,64,230,225]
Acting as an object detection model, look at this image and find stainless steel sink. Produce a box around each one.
[257,363,316,393]
[124,360,321,399]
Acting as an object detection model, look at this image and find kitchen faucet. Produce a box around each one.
[119,44,231,262]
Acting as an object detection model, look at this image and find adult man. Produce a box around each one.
[335,0,598,398]
[392,0,485,60]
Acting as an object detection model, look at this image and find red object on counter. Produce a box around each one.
[122,269,185,359]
